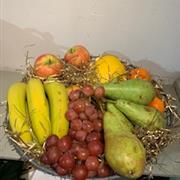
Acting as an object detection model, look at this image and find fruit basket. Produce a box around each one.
[3,46,180,179]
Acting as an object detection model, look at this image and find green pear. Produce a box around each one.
[115,99,165,129]
[106,103,133,133]
[103,79,156,105]
[104,103,146,179]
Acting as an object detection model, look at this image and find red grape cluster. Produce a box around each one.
[40,85,111,180]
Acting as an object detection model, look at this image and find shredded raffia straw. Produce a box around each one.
[58,60,98,86]
[3,117,42,160]
[134,127,180,164]
[152,79,180,126]
[2,51,180,177]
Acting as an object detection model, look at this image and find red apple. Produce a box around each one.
[64,45,90,67]
[34,54,63,78]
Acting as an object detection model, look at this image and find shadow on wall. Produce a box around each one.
[104,51,180,85]
[0,20,67,71]
[0,20,179,84]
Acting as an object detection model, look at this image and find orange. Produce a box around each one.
[129,68,151,81]
[149,97,165,113]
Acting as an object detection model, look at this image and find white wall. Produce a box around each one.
[0,0,180,83]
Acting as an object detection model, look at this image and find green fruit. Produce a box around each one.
[103,79,156,105]
[104,103,146,179]
[106,103,133,133]
[115,99,165,129]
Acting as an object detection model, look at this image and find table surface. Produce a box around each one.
[0,70,180,178]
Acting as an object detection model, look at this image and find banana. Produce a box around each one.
[7,82,33,144]
[44,80,69,138]
[26,78,51,145]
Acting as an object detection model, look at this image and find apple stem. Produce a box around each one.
[69,47,76,54]
[45,59,53,65]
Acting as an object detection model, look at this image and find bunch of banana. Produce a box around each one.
[7,78,69,145]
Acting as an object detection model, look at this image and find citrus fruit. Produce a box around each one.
[149,97,165,113]
[129,68,151,81]
[95,55,126,83]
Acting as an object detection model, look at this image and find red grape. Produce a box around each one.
[66,109,78,121]
[79,112,87,120]
[80,142,88,148]
[59,152,75,171]
[93,119,103,132]
[40,152,49,165]
[73,99,86,113]
[71,142,82,155]
[94,86,105,99]
[76,147,90,160]
[68,101,75,109]
[47,146,61,164]
[87,170,97,178]
[51,163,58,169]
[85,156,100,171]
[49,85,108,178]
[84,106,95,117]
[72,164,88,180]
[82,120,94,133]
[71,119,82,131]
[82,84,94,96]
[98,164,111,177]
[75,130,87,142]
[57,135,72,152]
[45,135,59,149]
[88,140,104,156]
[68,129,76,138]
[89,111,98,121]
[97,110,104,119]
[69,89,81,101]
[86,132,101,142]
[84,99,91,107]
[56,165,68,176]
